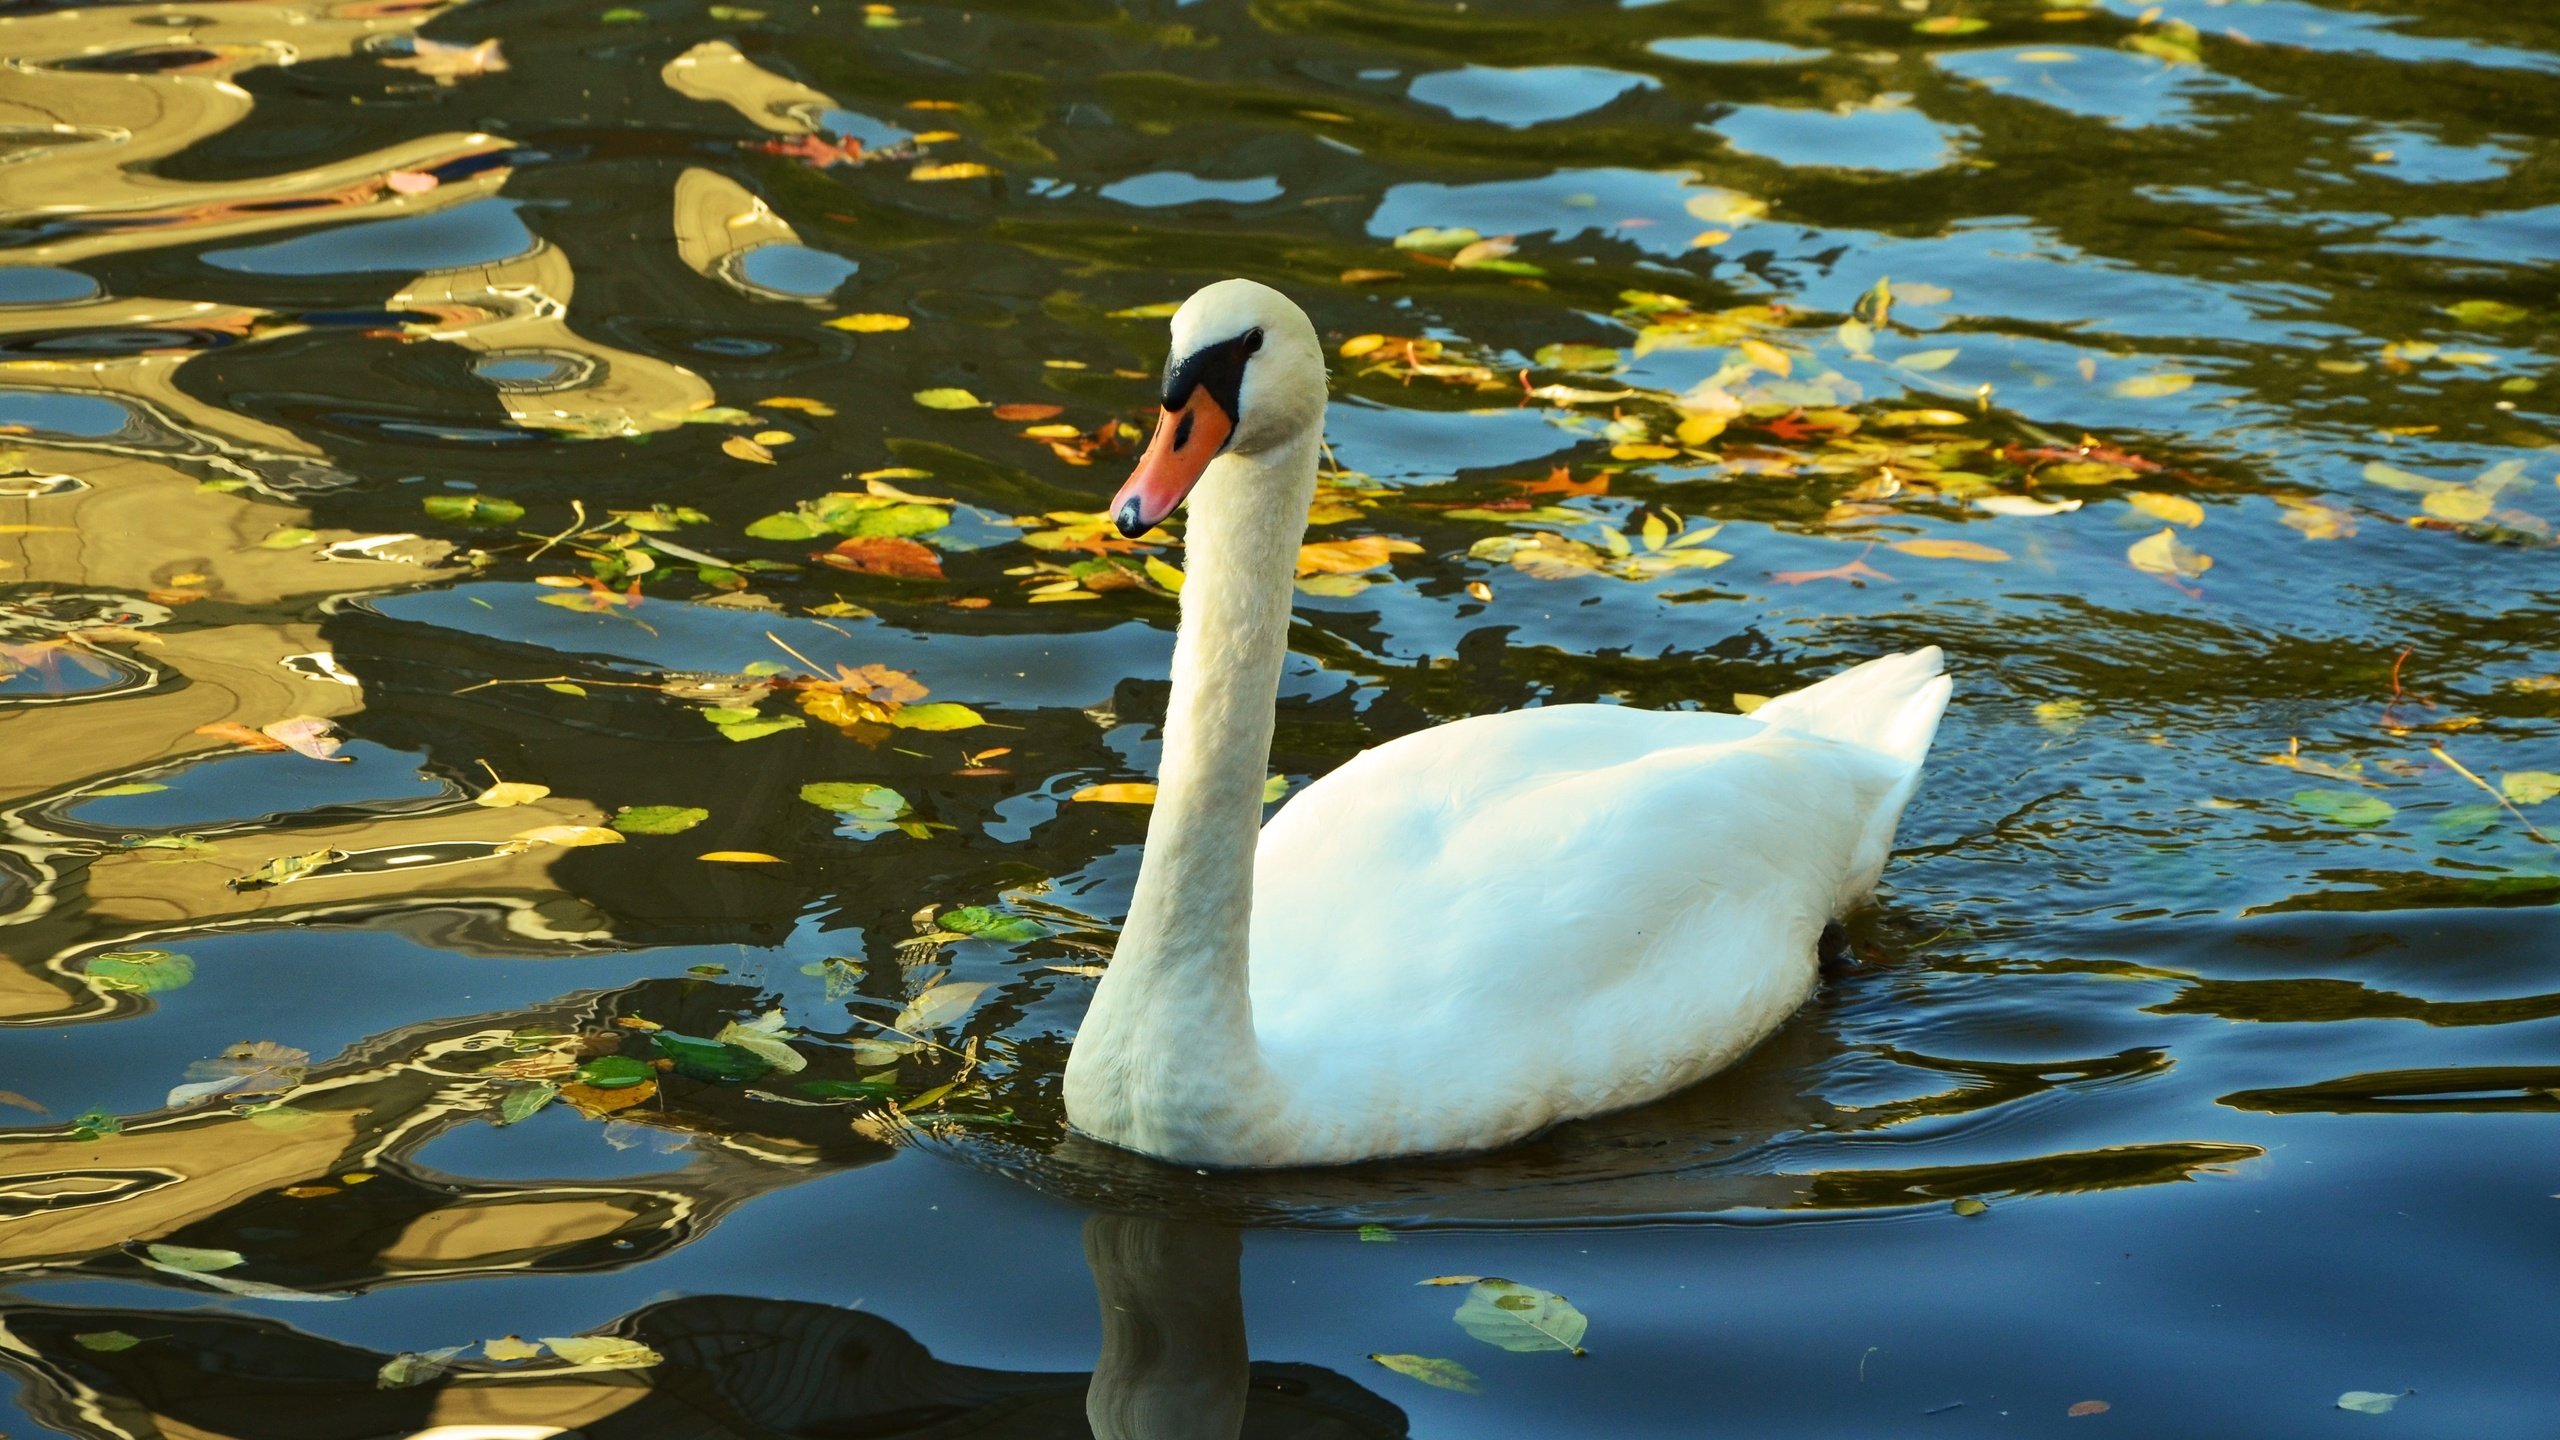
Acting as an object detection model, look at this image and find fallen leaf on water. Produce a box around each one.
[2421,487,2492,522]
[194,721,290,753]
[1368,1353,1482,1394]
[1297,537,1423,576]
[1771,557,1894,586]
[1890,539,2010,562]
[227,847,347,892]
[378,1345,468,1389]
[1417,1275,1485,1287]
[1976,495,2081,517]
[992,403,1064,422]
[2113,373,2195,399]
[913,388,984,410]
[700,850,785,863]
[2292,789,2395,827]
[74,1331,142,1352]
[814,536,944,580]
[722,436,775,465]
[2336,1391,2402,1415]
[474,782,551,807]
[1897,347,1960,373]
[1452,1278,1588,1356]
[144,1243,244,1273]
[896,979,987,1033]
[2277,497,2357,540]
[496,1084,558,1125]
[1952,1198,1989,1217]
[911,162,994,181]
[561,1078,656,1117]
[2068,1400,2110,1417]
[2126,528,2211,579]
[543,1336,663,1369]
[828,313,911,332]
[2442,299,2526,327]
[382,37,507,85]
[512,825,625,847]
[612,805,708,835]
[260,716,350,763]
[2127,492,2204,527]
[889,701,985,731]
[482,1335,545,1361]
[2501,771,2560,805]
[1072,783,1158,804]
[1915,14,1987,32]
[87,949,194,995]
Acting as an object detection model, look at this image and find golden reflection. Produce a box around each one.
[660,41,838,135]
[0,1,513,266]
[671,167,826,305]
[392,241,719,437]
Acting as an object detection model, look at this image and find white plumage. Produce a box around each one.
[1062,280,1951,1168]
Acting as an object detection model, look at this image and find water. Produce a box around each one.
[2,0,2555,1433]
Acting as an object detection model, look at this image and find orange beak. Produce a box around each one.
[1111,387,1234,538]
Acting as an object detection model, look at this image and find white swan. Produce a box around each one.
[1061,279,1951,1168]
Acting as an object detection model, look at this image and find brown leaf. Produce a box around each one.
[2068,1401,2111,1418]
[562,1078,656,1117]
[814,537,944,580]
[991,403,1065,422]
[194,722,290,752]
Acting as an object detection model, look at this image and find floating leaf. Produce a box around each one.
[378,1345,469,1389]
[2361,462,2443,494]
[168,1040,309,1107]
[700,850,785,863]
[144,1244,244,1273]
[2293,789,2395,827]
[1915,15,1987,33]
[1890,538,2010,562]
[512,824,626,846]
[1072,782,1158,804]
[1533,343,1621,372]
[561,1077,656,1116]
[910,162,994,181]
[941,905,1047,943]
[542,1336,663,1370]
[74,1331,142,1352]
[1368,1354,1481,1394]
[2422,487,2493,522]
[815,536,944,580]
[1452,1279,1588,1355]
[576,1056,654,1089]
[912,387,984,409]
[1896,347,1959,373]
[887,701,984,731]
[2336,1391,2401,1415]
[88,950,194,995]
[2442,300,2526,327]
[895,980,987,1033]
[258,527,317,550]
[827,313,911,332]
[1297,537,1423,576]
[2127,492,2204,527]
[474,782,551,808]
[801,782,909,818]
[651,1030,774,1082]
[612,805,709,834]
[1952,1197,1989,1217]
[2501,772,2560,805]
[2126,528,2211,579]
[2112,373,2195,398]
[261,716,349,762]
[2068,1400,2111,1417]
[90,782,170,797]
[1393,226,1481,253]
[422,495,525,525]
[992,403,1065,422]
[722,435,775,465]
[496,1083,559,1125]
[482,1335,545,1361]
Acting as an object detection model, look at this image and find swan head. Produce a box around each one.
[1110,279,1326,538]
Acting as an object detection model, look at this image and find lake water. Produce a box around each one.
[2,0,2556,1434]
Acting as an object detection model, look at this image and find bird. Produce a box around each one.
[1060,278,1952,1168]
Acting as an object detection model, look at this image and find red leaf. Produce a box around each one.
[1519,465,1607,498]
[813,536,944,581]
[2068,1401,2111,1418]
[992,403,1064,422]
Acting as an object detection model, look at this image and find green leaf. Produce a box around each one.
[1368,1353,1480,1393]
[423,495,525,526]
[144,1243,245,1273]
[1392,226,1480,253]
[574,1056,655,1089]
[2362,462,2445,494]
[1896,348,1960,372]
[812,496,951,539]
[1952,1197,1989,1217]
[546,682,588,696]
[612,805,709,835]
[378,1345,468,1389]
[941,905,1047,943]
[70,1110,122,1140]
[1914,15,1987,34]
[600,6,647,19]
[90,782,169,797]
[912,388,984,410]
[2500,771,2560,805]
[2112,373,2193,398]
[496,1083,559,1125]
[651,1031,772,1083]
[2430,803,2505,836]
[744,512,822,541]
[2336,1391,2401,1415]
[800,782,909,820]
[797,1078,900,1100]
[2292,790,2395,827]
[258,527,317,549]
[1263,774,1290,803]
[2442,300,2526,327]
[888,701,983,731]
[1451,1278,1589,1355]
[86,950,194,995]
[711,715,805,743]
[76,1331,143,1352]
[1532,343,1621,372]
[1358,1224,1394,1242]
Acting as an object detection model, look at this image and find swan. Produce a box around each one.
[1061,278,1952,1168]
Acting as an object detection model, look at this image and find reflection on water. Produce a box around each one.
[2,0,2558,1431]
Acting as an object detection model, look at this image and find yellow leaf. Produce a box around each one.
[1889,538,2011,562]
[1683,189,1769,225]
[912,388,984,409]
[760,396,835,413]
[2127,491,2204,527]
[2502,771,2560,805]
[2126,527,2211,578]
[1022,423,1081,438]
[1732,692,1771,714]
[511,825,625,848]
[473,782,552,808]
[2422,487,2494,522]
[1072,783,1159,804]
[1738,338,1792,377]
[1674,414,1726,445]
[910,162,993,181]
[751,430,794,446]
[2113,373,2195,398]
[1611,443,1680,460]
[699,850,785,863]
[827,314,911,332]
[1340,334,1390,358]
[1295,536,1423,576]
[722,435,775,464]
[1144,556,1185,592]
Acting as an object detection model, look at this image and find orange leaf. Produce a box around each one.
[2068,1401,2110,1418]
[561,1079,657,1117]
[991,403,1064,422]
[194,721,290,752]
[813,536,944,580]
[1295,537,1423,576]
[1071,783,1159,804]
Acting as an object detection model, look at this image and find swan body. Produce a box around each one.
[1062,279,1951,1168]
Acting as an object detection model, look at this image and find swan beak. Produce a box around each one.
[1112,389,1234,538]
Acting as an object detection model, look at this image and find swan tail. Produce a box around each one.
[1754,647,1951,910]
[1752,645,1950,770]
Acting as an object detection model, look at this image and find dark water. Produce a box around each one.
[3,0,2557,1433]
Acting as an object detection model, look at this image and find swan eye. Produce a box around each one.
[1160,327,1264,442]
